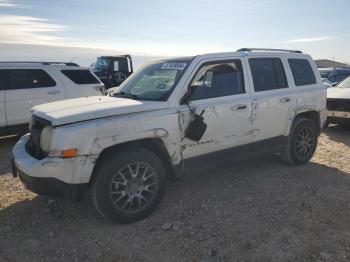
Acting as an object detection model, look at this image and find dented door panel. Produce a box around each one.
[179,94,252,160]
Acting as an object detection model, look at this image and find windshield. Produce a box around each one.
[93,57,109,71]
[337,76,350,88]
[113,60,190,101]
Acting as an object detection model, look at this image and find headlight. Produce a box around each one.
[40,126,52,153]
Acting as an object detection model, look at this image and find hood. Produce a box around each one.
[327,87,350,100]
[32,96,168,126]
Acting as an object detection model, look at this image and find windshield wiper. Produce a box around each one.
[113,91,140,100]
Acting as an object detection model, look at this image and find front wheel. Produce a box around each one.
[281,118,318,165]
[91,148,167,223]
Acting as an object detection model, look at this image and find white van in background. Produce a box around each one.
[0,62,105,135]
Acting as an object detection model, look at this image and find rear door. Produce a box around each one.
[60,69,105,98]
[0,70,6,128]
[247,56,295,141]
[4,68,61,126]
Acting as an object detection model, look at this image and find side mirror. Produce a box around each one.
[181,85,197,104]
[185,110,207,142]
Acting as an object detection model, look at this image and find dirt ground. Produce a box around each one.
[1,126,350,262]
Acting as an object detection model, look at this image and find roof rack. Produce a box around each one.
[0,61,80,67]
[237,48,302,54]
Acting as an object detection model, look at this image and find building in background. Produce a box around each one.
[315,59,349,68]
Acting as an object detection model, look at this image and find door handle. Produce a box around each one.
[231,104,247,111]
[47,91,61,95]
[280,97,291,103]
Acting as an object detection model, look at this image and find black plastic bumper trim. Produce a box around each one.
[18,171,88,201]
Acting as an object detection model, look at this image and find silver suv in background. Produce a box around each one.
[326,75,350,126]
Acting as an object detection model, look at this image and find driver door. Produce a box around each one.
[179,58,253,160]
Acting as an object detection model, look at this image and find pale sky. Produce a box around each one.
[0,0,349,67]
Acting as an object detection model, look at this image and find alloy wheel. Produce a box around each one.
[294,126,315,160]
[109,162,158,214]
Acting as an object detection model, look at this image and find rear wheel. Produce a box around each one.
[281,118,318,165]
[92,148,167,223]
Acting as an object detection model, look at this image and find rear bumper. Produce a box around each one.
[328,110,350,119]
[327,116,350,125]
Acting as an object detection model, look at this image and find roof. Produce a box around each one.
[315,59,349,68]
[150,49,310,65]
[0,61,84,70]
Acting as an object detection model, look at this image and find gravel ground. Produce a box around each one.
[0,126,350,262]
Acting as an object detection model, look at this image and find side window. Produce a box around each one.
[333,74,350,83]
[0,70,10,91]
[249,58,288,92]
[6,69,56,90]
[189,60,245,101]
[61,70,100,84]
[288,59,316,86]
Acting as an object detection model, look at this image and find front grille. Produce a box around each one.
[327,98,350,112]
[25,116,51,160]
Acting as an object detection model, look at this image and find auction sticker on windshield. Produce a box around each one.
[161,63,187,70]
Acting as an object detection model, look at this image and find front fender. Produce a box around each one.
[50,111,182,165]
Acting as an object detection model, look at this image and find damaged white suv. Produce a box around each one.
[12,48,327,223]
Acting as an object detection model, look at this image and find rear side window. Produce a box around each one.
[288,59,316,86]
[61,70,100,84]
[189,60,245,101]
[0,70,9,91]
[3,69,56,90]
[249,58,288,92]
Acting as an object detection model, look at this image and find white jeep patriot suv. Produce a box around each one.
[11,48,327,223]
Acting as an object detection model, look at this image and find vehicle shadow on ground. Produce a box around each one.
[1,155,350,226]
[0,135,19,176]
[323,124,350,146]
[1,156,350,261]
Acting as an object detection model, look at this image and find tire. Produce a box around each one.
[91,148,167,223]
[281,118,318,165]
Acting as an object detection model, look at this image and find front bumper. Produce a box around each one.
[17,171,87,200]
[12,134,95,200]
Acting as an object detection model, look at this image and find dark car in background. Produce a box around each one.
[91,55,133,89]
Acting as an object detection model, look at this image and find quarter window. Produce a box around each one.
[288,59,316,86]
[249,58,288,92]
[61,70,100,84]
[2,69,56,90]
[189,60,245,101]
